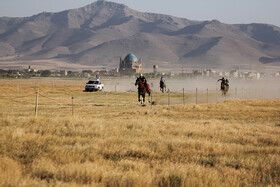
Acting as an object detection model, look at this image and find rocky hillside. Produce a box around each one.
[0,0,280,70]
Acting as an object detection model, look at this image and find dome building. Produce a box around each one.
[119,53,142,75]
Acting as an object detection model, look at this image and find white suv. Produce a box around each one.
[85,79,104,92]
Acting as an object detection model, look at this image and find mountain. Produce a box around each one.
[0,0,280,71]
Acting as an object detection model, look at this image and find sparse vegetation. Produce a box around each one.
[0,79,279,186]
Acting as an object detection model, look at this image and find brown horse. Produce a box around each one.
[135,78,147,104]
[221,82,229,96]
[160,81,166,93]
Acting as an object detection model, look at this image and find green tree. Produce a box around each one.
[41,70,51,77]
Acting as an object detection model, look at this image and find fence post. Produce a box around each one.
[168,89,170,106]
[183,88,185,105]
[35,88,39,117]
[216,87,218,102]
[52,80,54,93]
[196,88,198,104]
[207,88,209,103]
[150,91,153,109]
[72,97,74,116]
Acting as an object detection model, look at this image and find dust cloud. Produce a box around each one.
[102,77,280,103]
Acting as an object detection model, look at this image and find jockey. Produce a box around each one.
[138,73,147,85]
[138,73,150,92]
[160,76,165,87]
[217,77,226,90]
[217,77,226,84]
[160,77,165,83]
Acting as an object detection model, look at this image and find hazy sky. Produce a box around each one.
[0,0,280,26]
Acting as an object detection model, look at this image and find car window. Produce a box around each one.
[87,81,99,84]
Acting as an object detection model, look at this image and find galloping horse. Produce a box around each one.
[160,81,166,93]
[221,82,229,96]
[135,78,147,104]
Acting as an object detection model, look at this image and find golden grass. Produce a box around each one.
[0,79,280,186]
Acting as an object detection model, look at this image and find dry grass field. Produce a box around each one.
[0,79,280,186]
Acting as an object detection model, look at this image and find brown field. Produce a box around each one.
[0,79,280,186]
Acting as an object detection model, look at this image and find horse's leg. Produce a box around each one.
[226,86,229,96]
[138,92,141,102]
[143,94,145,104]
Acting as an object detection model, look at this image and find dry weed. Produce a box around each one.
[0,79,279,186]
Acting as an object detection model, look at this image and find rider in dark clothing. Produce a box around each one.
[217,77,226,90]
[138,74,147,85]
[137,73,151,93]
[160,76,165,88]
[160,77,165,84]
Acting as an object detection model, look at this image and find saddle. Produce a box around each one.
[145,84,151,92]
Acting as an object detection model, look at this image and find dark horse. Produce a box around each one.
[135,79,151,104]
[135,79,146,104]
[160,81,166,93]
[221,82,229,96]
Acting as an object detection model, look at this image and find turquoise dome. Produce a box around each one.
[124,53,138,62]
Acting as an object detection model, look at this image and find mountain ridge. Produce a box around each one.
[0,0,280,70]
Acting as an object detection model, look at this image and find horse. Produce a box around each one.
[135,79,147,104]
[220,82,229,96]
[160,81,166,93]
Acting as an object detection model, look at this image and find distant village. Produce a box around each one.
[1,53,280,80]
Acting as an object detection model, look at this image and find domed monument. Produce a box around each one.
[119,53,142,75]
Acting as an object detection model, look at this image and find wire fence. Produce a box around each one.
[1,79,280,116]
[1,81,279,118]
